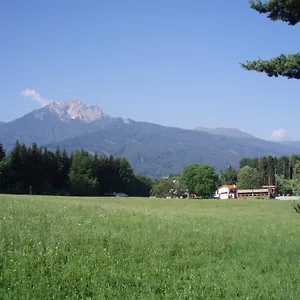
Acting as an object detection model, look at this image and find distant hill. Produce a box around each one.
[194,126,255,139]
[1,99,300,178]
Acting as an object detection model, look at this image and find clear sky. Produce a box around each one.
[1,0,299,141]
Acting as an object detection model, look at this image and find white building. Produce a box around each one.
[215,184,236,199]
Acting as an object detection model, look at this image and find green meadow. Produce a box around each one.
[1,195,300,299]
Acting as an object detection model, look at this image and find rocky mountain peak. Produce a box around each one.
[44,99,104,123]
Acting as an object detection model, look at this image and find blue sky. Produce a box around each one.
[1,0,299,140]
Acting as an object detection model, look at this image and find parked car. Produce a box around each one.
[104,192,129,197]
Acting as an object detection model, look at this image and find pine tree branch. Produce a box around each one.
[240,53,300,79]
[249,0,300,25]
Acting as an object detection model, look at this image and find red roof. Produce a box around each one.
[218,184,236,190]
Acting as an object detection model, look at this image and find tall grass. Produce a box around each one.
[0,195,300,299]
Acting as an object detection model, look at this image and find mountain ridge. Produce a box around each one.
[194,126,256,139]
[1,99,300,177]
[47,119,300,177]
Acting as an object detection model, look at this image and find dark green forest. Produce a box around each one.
[0,141,152,197]
[239,155,300,184]
[238,155,300,195]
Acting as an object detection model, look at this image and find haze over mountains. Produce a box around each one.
[1,99,300,177]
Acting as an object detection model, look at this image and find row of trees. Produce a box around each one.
[239,155,300,183]
[1,140,300,197]
[0,141,152,196]
[0,140,221,198]
[219,155,300,186]
[236,155,300,195]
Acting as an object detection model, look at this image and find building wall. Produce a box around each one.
[220,193,229,199]
[237,190,269,198]
[218,187,229,194]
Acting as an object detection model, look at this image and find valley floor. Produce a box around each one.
[0,195,300,299]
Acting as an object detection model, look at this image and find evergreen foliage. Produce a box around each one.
[238,154,300,194]
[0,141,152,196]
[241,0,300,79]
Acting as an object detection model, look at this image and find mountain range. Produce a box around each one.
[1,99,300,178]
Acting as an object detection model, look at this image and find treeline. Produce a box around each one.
[1,140,300,198]
[239,155,300,185]
[0,140,222,198]
[0,141,152,196]
[237,155,300,195]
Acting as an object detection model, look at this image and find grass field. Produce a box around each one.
[1,195,300,299]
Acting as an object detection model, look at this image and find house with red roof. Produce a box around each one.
[215,184,237,199]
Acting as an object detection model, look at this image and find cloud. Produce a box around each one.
[271,128,288,141]
[21,89,52,107]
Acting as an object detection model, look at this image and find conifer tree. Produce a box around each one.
[0,143,5,162]
[241,0,300,79]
